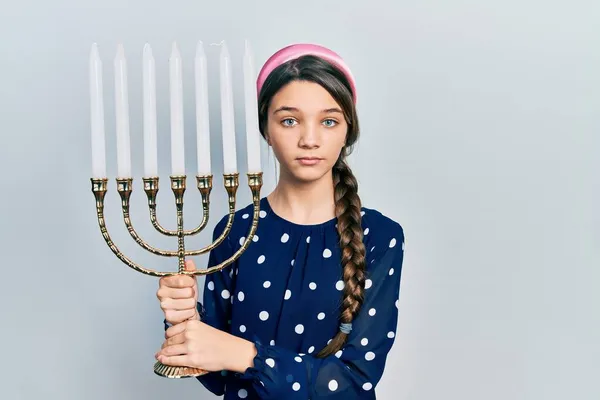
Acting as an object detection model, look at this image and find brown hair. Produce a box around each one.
[257,54,366,357]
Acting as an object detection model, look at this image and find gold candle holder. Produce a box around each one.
[91,172,263,378]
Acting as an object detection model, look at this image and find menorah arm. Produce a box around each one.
[144,176,212,237]
[91,178,180,277]
[184,172,263,276]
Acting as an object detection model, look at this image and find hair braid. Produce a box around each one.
[316,156,366,358]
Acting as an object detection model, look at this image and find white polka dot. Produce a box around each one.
[361,210,365,216]
[291,259,295,266]
[257,255,265,264]
[284,290,292,300]
[389,268,394,275]
[389,238,397,248]
[402,241,405,250]
[295,324,304,334]
[266,358,275,368]
[335,350,343,358]
[306,236,311,243]
[259,311,269,321]
[259,210,267,218]
[260,380,265,386]
[239,237,245,246]
[363,382,373,390]
[364,228,369,235]
[365,279,372,289]
[335,280,344,291]
[221,290,230,299]
[323,248,332,258]
[309,282,317,290]
[365,351,375,361]
[308,346,315,353]
[263,281,271,288]
[238,291,245,302]
[328,379,339,391]
[327,339,332,345]
[240,325,246,333]
[252,235,259,242]
[371,246,375,252]
[238,388,248,398]
[242,213,249,219]
[229,269,233,278]
[368,308,376,316]
[387,331,395,338]
[281,233,289,243]
[396,299,399,308]
[361,338,369,346]
[292,382,301,391]
[295,356,302,363]
[270,340,275,346]
[207,281,214,291]
[317,312,325,320]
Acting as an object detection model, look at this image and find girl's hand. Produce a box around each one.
[155,319,258,373]
[157,260,199,325]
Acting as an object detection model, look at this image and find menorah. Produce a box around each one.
[88,39,263,378]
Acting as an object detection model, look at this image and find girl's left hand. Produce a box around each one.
[155,319,234,372]
[155,320,256,372]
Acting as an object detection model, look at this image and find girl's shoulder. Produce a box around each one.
[360,205,405,244]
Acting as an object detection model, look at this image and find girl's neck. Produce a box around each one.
[266,170,336,226]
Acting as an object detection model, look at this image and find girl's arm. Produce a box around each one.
[163,215,235,396]
[236,225,405,399]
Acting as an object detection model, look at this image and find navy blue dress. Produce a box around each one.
[175,196,405,399]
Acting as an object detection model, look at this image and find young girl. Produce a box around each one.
[155,43,405,399]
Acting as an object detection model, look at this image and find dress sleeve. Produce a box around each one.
[237,224,405,399]
[162,214,235,396]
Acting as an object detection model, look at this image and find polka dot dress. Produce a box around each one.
[188,197,405,399]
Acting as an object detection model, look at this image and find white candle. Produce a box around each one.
[169,42,185,176]
[219,41,237,174]
[194,41,211,176]
[89,43,106,178]
[114,44,132,178]
[142,43,158,177]
[243,39,262,173]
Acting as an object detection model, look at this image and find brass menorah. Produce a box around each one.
[88,39,265,379]
[90,172,263,378]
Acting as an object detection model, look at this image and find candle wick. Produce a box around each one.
[209,40,225,46]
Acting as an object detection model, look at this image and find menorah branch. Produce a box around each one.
[144,176,212,237]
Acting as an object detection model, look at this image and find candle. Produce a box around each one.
[194,41,211,176]
[142,43,158,177]
[89,43,106,178]
[219,41,238,174]
[114,44,132,178]
[169,42,185,176]
[243,39,262,173]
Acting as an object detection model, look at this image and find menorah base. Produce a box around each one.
[153,360,208,378]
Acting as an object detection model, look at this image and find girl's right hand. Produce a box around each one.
[157,260,199,325]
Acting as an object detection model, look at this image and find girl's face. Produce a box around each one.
[265,80,348,184]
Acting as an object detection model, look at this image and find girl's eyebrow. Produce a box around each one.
[273,106,343,114]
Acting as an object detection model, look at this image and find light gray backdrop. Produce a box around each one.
[0,1,598,399]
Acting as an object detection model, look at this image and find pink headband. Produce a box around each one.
[256,43,357,104]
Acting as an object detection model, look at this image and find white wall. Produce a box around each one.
[0,1,598,399]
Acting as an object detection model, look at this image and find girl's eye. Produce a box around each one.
[323,119,338,127]
[281,118,297,127]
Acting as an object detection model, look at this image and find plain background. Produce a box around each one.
[0,1,598,399]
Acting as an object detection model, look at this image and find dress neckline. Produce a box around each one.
[260,197,338,230]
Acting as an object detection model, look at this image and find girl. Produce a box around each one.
[155,43,405,399]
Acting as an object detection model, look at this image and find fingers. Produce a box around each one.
[160,297,196,311]
[164,308,197,325]
[156,286,194,301]
[159,274,196,290]
[160,343,188,357]
[161,332,185,349]
[184,259,196,272]
[156,354,188,367]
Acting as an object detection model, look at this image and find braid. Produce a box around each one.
[316,156,367,358]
